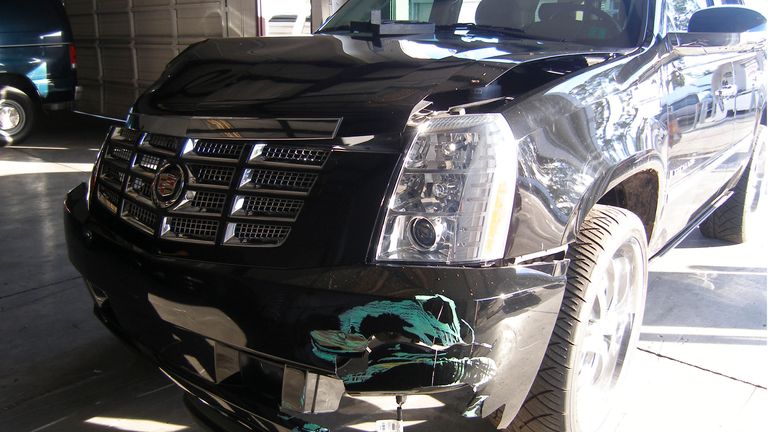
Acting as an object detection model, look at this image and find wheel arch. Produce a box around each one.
[562,151,665,246]
[0,73,41,104]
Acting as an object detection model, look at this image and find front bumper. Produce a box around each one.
[64,183,568,431]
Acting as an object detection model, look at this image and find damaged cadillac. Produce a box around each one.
[64,0,767,431]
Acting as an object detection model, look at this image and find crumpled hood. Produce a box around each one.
[135,34,609,136]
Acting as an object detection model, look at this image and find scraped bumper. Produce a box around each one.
[64,183,568,431]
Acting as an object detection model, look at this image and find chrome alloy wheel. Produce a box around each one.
[0,99,25,136]
[574,237,645,431]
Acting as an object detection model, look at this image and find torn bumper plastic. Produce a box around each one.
[64,183,568,431]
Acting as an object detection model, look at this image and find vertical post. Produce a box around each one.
[310,0,349,32]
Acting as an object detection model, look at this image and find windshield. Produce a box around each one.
[319,0,648,48]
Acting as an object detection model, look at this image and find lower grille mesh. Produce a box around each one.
[137,153,162,172]
[191,165,235,186]
[190,191,227,213]
[97,186,119,213]
[246,169,317,192]
[123,200,158,232]
[228,223,291,246]
[129,176,152,200]
[166,217,219,242]
[99,163,125,187]
[107,145,132,162]
[237,195,303,218]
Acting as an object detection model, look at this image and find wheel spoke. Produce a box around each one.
[594,275,610,321]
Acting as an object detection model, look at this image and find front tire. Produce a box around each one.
[0,86,36,146]
[509,205,648,432]
[700,124,766,243]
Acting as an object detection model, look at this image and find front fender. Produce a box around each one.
[561,150,666,247]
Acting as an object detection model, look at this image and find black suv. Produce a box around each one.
[64,1,766,432]
[0,0,77,145]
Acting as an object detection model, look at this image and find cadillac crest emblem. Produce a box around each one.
[152,164,185,208]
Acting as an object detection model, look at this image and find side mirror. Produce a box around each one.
[688,6,767,33]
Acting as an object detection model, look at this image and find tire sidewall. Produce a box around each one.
[0,86,36,146]
[565,207,648,432]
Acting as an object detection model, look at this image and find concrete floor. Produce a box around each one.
[0,112,765,432]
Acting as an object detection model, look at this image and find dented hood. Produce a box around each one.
[135,34,607,136]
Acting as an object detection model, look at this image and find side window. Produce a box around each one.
[383,0,436,21]
[666,0,704,32]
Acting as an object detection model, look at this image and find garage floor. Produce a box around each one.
[0,113,765,432]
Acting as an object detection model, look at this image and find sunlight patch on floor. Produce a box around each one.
[0,160,93,176]
[85,417,188,432]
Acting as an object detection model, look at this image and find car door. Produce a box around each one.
[730,51,764,161]
[655,0,739,240]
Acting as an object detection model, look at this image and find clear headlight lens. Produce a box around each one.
[376,114,517,264]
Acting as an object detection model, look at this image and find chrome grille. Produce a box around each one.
[226,223,291,246]
[258,146,329,165]
[243,169,317,192]
[234,195,303,218]
[107,144,132,162]
[94,125,330,246]
[112,127,140,144]
[99,162,125,188]
[184,191,227,214]
[128,176,153,200]
[192,140,244,160]
[190,165,235,186]
[123,200,158,233]
[164,217,219,242]
[145,134,183,153]
[97,185,119,213]
[137,153,163,172]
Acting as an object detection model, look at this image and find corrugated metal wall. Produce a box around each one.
[65,0,258,118]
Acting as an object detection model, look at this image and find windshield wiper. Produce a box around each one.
[437,23,527,37]
[353,20,435,36]
[438,23,569,42]
[317,24,350,33]
[319,20,436,36]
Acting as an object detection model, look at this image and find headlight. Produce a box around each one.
[376,114,517,264]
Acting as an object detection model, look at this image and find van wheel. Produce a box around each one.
[508,205,647,432]
[700,124,766,243]
[0,86,36,146]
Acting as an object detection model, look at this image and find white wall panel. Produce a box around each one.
[75,44,101,80]
[177,5,225,42]
[103,84,138,118]
[97,13,133,40]
[65,0,258,118]
[133,10,176,42]
[66,0,96,15]
[136,45,177,85]
[76,79,103,114]
[100,46,135,83]
[97,0,131,12]
[68,14,98,40]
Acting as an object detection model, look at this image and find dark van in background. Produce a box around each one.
[0,0,77,145]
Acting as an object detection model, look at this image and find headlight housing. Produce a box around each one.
[376,114,517,264]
